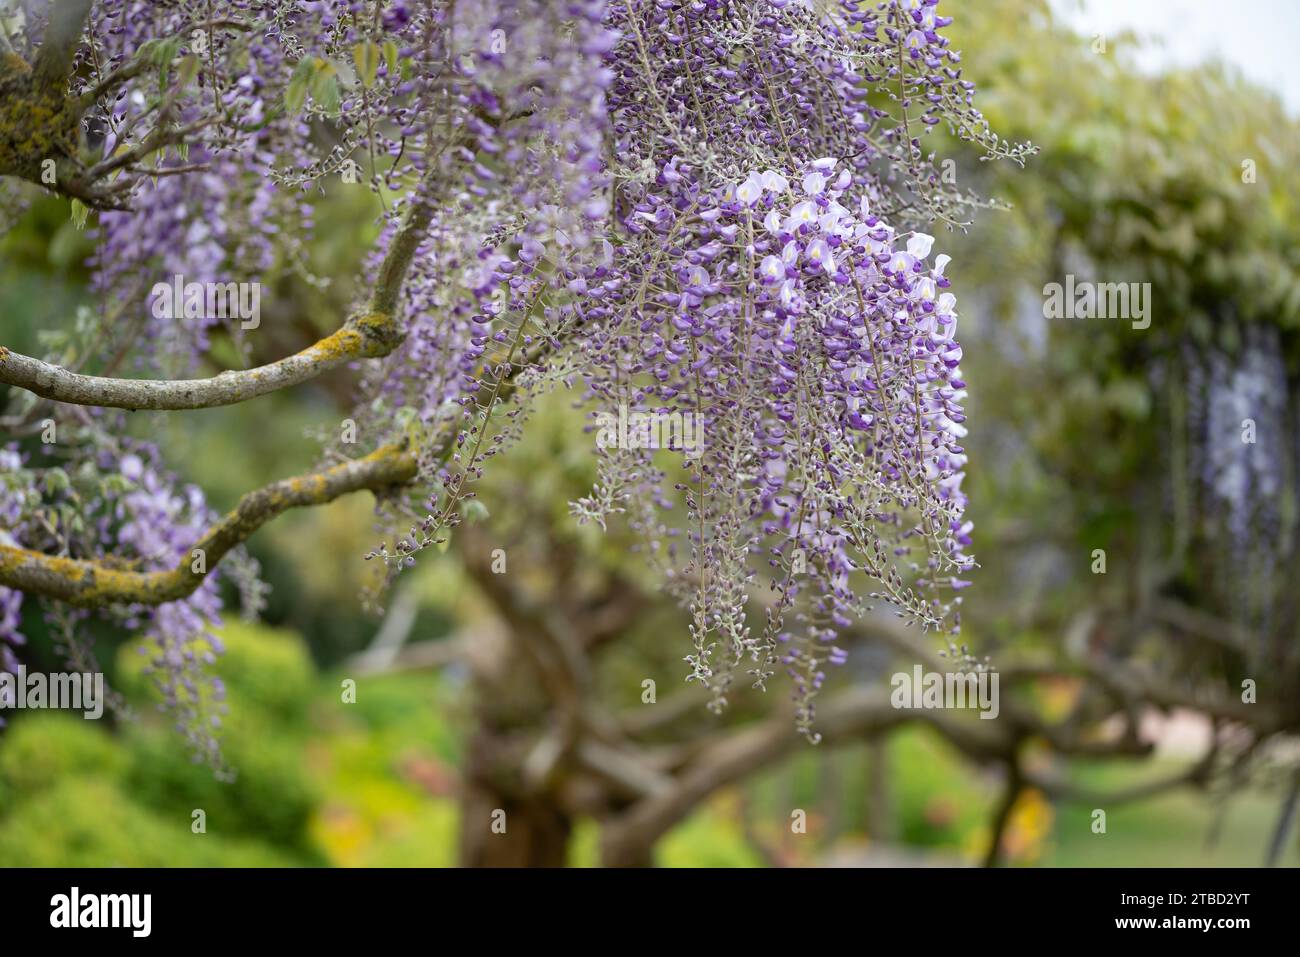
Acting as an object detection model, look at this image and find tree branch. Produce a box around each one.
[1,318,384,410]
[1265,768,1300,867]
[598,631,1237,866]
[1021,741,1218,808]
[599,687,1012,866]
[370,189,435,317]
[0,186,435,411]
[1001,658,1280,730]
[983,756,1022,868]
[0,442,417,606]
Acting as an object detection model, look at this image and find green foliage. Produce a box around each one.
[656,808,765,868]
[332,799,459,868]
[0,622,324,866]
[324,670,461,766]
[0,777,298,867]
[0,194,93,355]
[123,727,320,856]
[115,621,321,854]
[950,0,1300,378]
[953,0,1300,319]
[0,713,126,804]
[353,41,380,89]
[928,0,1300,648]
[305,671,463,867]
[890,731,989,848]
[120,619,318,728]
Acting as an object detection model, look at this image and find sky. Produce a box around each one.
[1050,0,1300,114]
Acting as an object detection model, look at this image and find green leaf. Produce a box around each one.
[43,469,70,495]
[317,75,341,114]
[284,76,308,112]
[175,54,200,88]
[283,57,316,113]
[309,61,341,115]
[383,41,399,78]
[353,41,380,89]
[138,37,181,68]
[69,199,88,230]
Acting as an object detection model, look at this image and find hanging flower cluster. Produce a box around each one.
[2,0,1025,751]
[572,158,973,724]
[359,0,617,551]
[82,0,312,373]
[2,446,41,724]
[0,430,257,767]
[555,0,998,732]
[361,0,1013,733]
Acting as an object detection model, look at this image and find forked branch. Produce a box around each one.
[0,442,417,605]
[0,193,434,410]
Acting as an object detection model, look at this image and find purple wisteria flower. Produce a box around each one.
[2,0,1020,748]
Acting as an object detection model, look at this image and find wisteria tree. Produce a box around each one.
[0,0,1051,860]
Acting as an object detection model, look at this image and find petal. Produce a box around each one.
[907,233,934,259]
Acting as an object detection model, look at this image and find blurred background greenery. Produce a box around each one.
[2,0,1298,867]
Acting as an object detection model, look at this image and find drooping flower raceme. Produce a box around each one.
[0,430,250,767]
[557,0,988,733]
[364,0,1001,734]
[2,447,38,724]
[78,0,324,374]
[2,0,1020,752]
[566,166,973,731]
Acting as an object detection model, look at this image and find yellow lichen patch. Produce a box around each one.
[0,79,82,181]
[347,311,402,355]
[311,328,366,362]
[0,53,31,80]
[0,442,419,609]
[0,543,185,606]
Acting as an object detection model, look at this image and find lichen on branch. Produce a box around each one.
[0,442,417,606]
